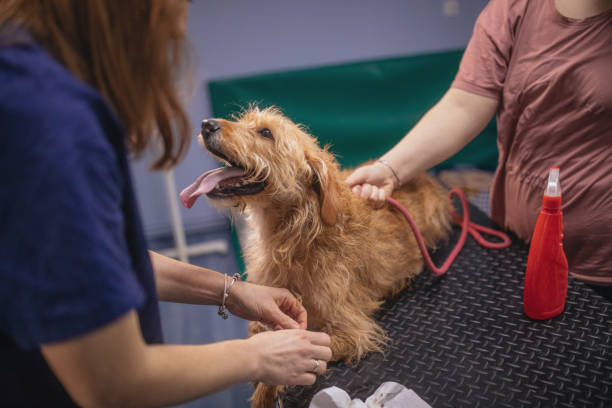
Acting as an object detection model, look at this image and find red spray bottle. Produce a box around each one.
[523,167,569,320]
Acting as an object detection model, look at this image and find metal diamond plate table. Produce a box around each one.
[280,203,612,408]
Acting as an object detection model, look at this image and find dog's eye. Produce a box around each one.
[258,128,274,140]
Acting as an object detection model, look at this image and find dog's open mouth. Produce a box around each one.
[179,148,266,208]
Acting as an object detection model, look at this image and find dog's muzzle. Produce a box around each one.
[179,119,267,207]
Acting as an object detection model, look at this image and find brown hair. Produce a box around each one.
[0,0,191,169]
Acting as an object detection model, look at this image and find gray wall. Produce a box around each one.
[130,0,488,238]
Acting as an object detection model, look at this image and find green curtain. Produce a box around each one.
[209,49,498,169]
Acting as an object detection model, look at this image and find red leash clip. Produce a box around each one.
[387,188,511,276]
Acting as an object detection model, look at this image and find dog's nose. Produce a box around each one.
[201,119,220,137]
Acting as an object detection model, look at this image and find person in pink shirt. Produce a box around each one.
[347,0,612,285]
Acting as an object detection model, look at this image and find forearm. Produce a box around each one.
[43,311,259,408]
[150,250,225,304]
[381,88,498,184]
[122,340,256,407]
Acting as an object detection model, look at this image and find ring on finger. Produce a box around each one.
[312,359,319,373]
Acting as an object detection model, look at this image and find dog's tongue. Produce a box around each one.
[180,167,245,208]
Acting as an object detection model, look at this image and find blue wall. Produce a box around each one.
[130,0,488,239]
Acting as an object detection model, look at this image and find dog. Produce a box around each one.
[181,107,450,407]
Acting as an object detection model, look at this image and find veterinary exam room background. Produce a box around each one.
[129,1,488,407]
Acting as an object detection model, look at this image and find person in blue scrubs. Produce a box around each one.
[0,1,331,406]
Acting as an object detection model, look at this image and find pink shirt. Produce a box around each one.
[452,0,612,284]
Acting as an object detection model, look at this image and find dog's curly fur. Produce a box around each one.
[195,107,450,407]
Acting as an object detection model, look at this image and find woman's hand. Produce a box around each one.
[226,281,307,330]
[345,161,397,208]
[247,329,332,385]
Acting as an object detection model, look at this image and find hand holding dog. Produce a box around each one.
[227,281,308,330]
[246,329,332,385]
[345,161,398,208]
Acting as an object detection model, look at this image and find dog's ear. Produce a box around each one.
[306,150,341,226]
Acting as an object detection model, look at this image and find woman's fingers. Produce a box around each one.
[300,357,328,375]
[350,182,391,208]
[297,357,327,379]
[360,184,373,200]
[360,185,385,208]
[368,185,378,201]
[303,330,331,347]
[269,291,306,329]
[345,166,370,187]
[268,308,300,330]
[313,360,328,375]
[310,344,333,361]
[292,372,317,386]
[368,186,382,206]
[241,286,307,330]
[278,292,307,329]
[290,313,306,329]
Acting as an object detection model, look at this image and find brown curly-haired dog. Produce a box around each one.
[181,107,450,407]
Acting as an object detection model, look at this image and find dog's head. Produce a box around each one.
[180,107,342,225]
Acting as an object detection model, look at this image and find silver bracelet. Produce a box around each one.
[218,273,242,319]
[376,159,401,187]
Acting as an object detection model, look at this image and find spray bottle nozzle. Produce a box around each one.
[545,167,561,197]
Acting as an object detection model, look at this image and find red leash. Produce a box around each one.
[387,188,511,276]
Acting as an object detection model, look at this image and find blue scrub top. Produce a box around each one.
[0,27,163,406]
